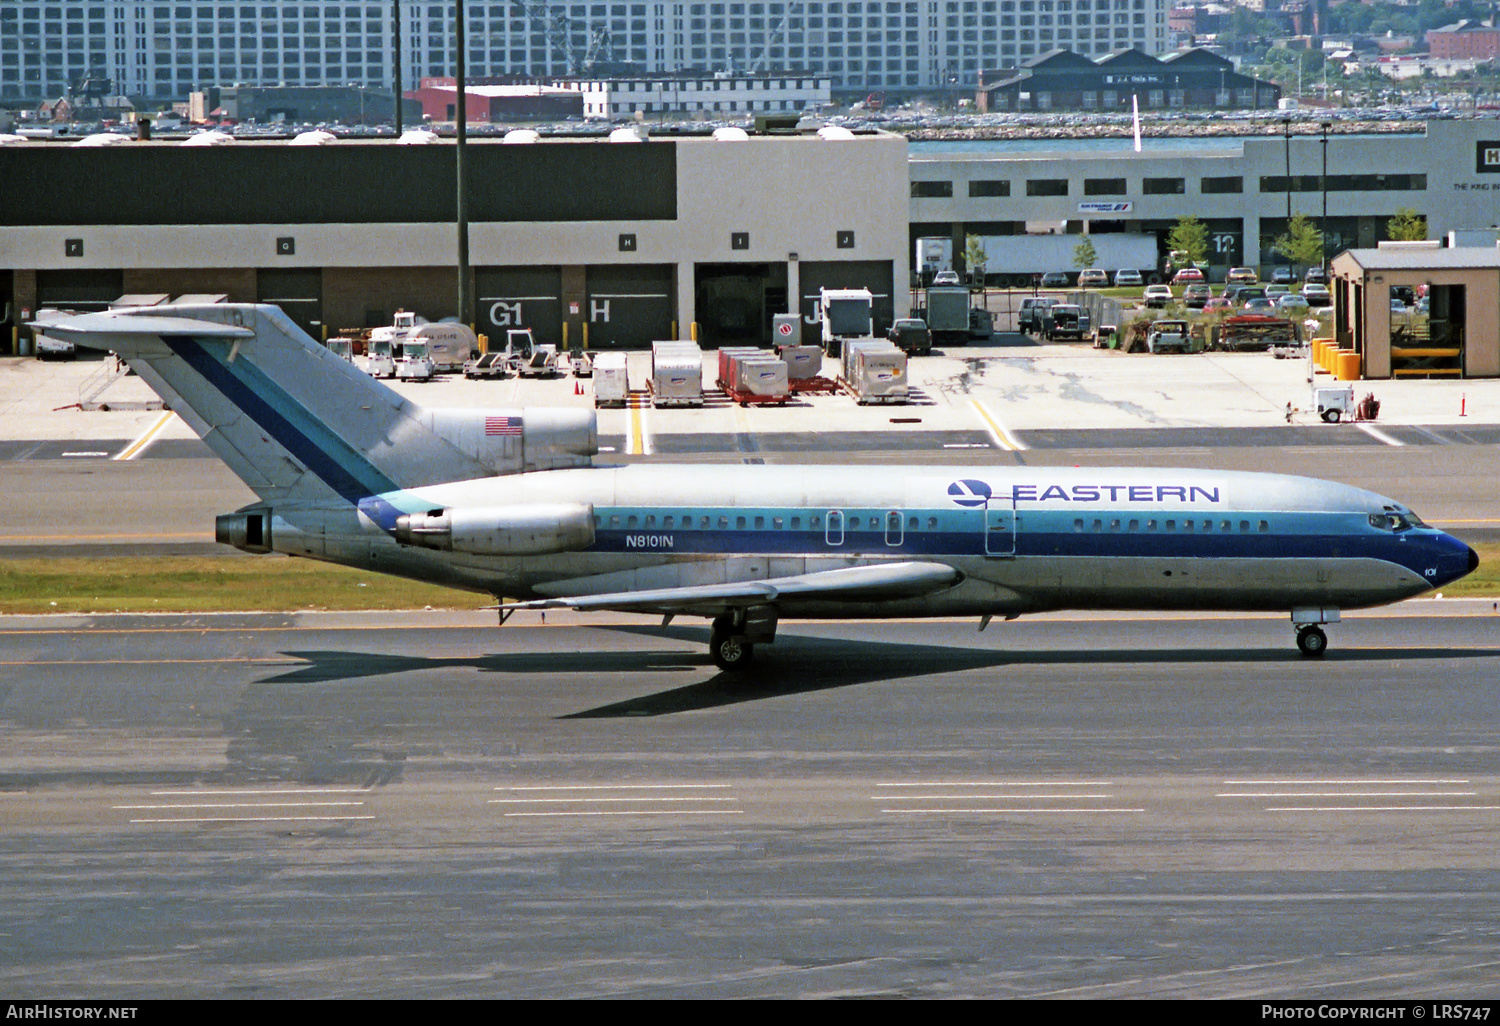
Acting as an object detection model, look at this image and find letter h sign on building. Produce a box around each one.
[1479,142,1500,174]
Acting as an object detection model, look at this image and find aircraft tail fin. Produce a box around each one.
[38,303,595,508]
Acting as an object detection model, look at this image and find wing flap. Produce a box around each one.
[503,561,962,615]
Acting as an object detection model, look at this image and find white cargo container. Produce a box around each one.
[733,355,790,399]
[778,344,822,380]
[650,340,704,407]
[842,338,909,404]
[716,346,763,389]
[592,351,630,407]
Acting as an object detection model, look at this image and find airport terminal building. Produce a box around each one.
[908,119,1500,280]
[0,129,909,351]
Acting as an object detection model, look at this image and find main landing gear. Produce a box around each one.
[1292,606,1339,658]
[709,605,778,671]
[1295,625,1328,658]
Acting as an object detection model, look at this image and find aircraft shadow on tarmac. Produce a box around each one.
[258,629,1500,718]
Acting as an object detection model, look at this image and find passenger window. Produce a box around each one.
[1183,520,1193,533]
[1092,519,1103,532]
[700,516,710,529]
[1221,520,1231,532]
[609,515,621,527]
[1109,519,1121,531]
[1074,518,1085,532]
[663,516,673,529]
[908,516,919,529]
[627,515,639,528]
[645,515,656,528]
[718,516,729,529]
[791,517,801,529]
[1146,519,1157,531]
[1239,520,1250,532]
[1259,520,1269,532]
[754,516,765,529]
[1129,519,1140,532]
[773,517,783,529]
[594,515,603,527]
[811,516,821,528]
[1165,520,1175,531]
[849,517,860,529]
[927,516,938,530]
[736,516,746,530]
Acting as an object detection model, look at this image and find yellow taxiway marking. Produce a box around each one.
[114,411,177,461]
[970,399,1026,451]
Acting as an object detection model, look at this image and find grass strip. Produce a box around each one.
[1,546,1496,615]
[0,556,486,614]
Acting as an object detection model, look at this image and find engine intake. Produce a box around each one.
[394,503,595,555]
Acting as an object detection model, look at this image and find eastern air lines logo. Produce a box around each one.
[948,479,993,507]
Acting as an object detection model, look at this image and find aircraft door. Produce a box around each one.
[885,510,904,547]
[984,493,1016,558]
[825,510,845,546]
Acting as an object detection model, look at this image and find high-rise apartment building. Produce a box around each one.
[0,2,1168,104]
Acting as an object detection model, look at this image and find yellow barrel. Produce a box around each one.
[1335,350,1362,381]
[1312,340,1328,371]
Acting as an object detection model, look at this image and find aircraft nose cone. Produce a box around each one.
[1469,545,1481,575]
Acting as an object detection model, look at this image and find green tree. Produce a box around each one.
[964,234,988,285]
[1167,215,1209,266]
[1073,235,1098,270]
[1387,208,1428,242]
[1273,213,1325,270]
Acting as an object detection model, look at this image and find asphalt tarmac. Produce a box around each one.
[2,608,1498,998]
[3,349,1499,998]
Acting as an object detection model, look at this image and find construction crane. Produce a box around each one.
[508,0,583,75]
[507,2,612,77]
[750,2,801,74]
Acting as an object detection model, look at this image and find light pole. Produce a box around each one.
[455,0,471,328]
[1320,121,1330,275]
[1281,116,1292,274]
[392,0,403,134]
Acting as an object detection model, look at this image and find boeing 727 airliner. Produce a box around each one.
[37,303,1478,669]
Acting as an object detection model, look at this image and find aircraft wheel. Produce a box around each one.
[710,630,754,671]
[1296,625,1328,658]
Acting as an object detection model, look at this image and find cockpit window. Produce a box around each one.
[1369,512,1421,532]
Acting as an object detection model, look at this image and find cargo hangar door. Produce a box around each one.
[798,260,895,346]
[585,264,674,349]
[694,263,787,348]
[476,266,563,349]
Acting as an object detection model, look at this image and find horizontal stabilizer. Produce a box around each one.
[34,313,255,339]
[502,561,962,616]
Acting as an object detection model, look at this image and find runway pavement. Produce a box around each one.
[1,608,1498,998]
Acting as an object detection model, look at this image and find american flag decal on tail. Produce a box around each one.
[485,415,522,436]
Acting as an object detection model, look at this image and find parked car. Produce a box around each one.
[1146,319,1192,354]
[1182,283,1212,308]
[1142,284,1174,308]
[932,269,960,285]
[1243,297,1276,313]
[1112,268,1144,287]
[1171,267,1205,285]
[1275,294,1311,314]
[1039,270,1070,288]
[1270,267,1296,285]
[1304,267,1329,285]
[1302,283,1331,307]
[887,317,932,355]
[1265,284,1290,299]
[1045,304,1092,341]
[1226,266,1259,284]
[1203,297,1234,313]
[1076,268,1109,288]
[1016,297,1060,335]
[1235,285,1268,303]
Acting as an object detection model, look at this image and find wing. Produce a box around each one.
[501,561,962,617]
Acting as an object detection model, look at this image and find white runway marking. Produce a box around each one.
[492,783,741,818]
